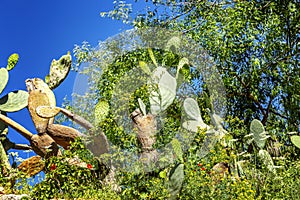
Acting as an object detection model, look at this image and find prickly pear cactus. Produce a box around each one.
[171,138,183,163]
[245,119,269,149]
[149,66,176,115]
[168,163,184,200]
[0,53,27,174]
[94,100,109,125]
[45,52,72,89]
[258,149,276,174]
[291,135,300,149]
[0,53,29,113]
[0,90,29,112]
[182,98,209,132]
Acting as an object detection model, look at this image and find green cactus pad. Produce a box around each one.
[94,100,110,125]
[149,67,176,115]
[291,135,300,149]
[258,149,276,174]
[250,119,268,149]
[0,68,8,94]
[0,90,29,112]
[168,163,184,200]
[46,52,72,89]
[171,138,183,163]
[6,53,19,71]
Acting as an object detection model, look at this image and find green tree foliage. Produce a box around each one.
[107,0,300,136]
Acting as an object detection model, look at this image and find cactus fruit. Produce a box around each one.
[168,163,184,200]
[45,52,72,89]
[290,135,300,149]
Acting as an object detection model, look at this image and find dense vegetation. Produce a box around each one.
[1,0,299,199]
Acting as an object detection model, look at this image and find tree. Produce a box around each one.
[104,0,300,138]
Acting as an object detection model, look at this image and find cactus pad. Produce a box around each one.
[0,90,28,112]
[0,68,8,94]
[149,67,176,115]
[6,53,19,71]
[258,149,276,173]
[250,119,269,149]
[94,100,109,125]
[45,52,72,89]
[291,135,300,149]
[28,90,50,133]
[36,106,60,118]
[168,163,184,200]
[182,98,209,132]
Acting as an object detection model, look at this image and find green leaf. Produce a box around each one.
[138,98,146,116]
[291,135,300,149]
[138,61,151,75]
[0,90,29,112]
[6,53,19,71]
[0,68,8,94]
[148,48,158,67]
[159,170,167,178]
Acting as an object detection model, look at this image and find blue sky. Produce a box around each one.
[0,1,135,159]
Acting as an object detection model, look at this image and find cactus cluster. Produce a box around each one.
[0,53,29,174]
[0,53,29,114]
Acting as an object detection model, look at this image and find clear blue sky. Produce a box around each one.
[0,1,135,160]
